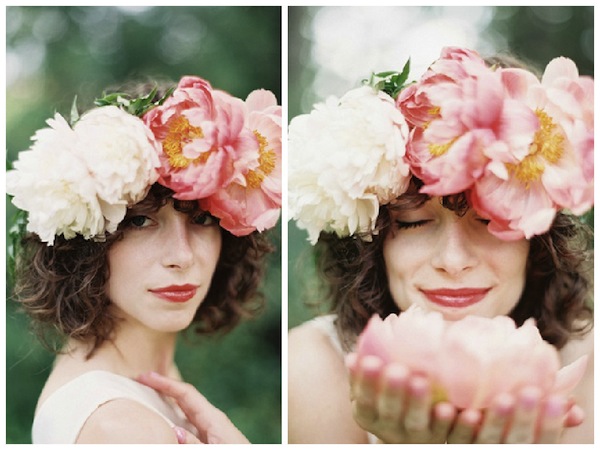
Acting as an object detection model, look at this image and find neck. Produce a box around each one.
[69,322,180,380]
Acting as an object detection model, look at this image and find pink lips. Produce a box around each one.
[149,284,199,303]
[421,287,490,308]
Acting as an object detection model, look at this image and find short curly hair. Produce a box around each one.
[315,181,593,352]
[13,183,275,354]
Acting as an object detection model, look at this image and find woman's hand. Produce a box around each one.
[347,353,459,443]
[472,388,584,444]
[136,372,250,444]
[346,353,584,444]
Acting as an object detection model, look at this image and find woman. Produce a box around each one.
[288,47,593,443]
[7,75,282,443]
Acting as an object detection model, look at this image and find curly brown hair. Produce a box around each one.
[314,180,593,352]
[13,183,275,354]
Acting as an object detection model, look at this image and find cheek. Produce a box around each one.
[383,235,423,279]
[106,243,147,295]
[492,242,530,307]
[197,230,222,266]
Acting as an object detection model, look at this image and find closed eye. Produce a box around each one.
[395,220,430,230]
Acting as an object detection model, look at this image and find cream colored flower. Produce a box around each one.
[289,86,411,244]
[7,107,160,245]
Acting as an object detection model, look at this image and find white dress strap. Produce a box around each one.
[307,314,346,357]
[32,370,188,444]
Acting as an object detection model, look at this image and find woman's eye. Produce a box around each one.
[395,220,429,230]
[476,217,491,225]
[128,215,153,228]
[193,213,217,226]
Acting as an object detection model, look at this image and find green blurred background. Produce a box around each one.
[288,5,594,329]
[6,6,281,444]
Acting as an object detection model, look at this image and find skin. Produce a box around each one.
[136,371,250,444]
[288,198,593,444]
[35,202,226,443]
[383,199,530,320]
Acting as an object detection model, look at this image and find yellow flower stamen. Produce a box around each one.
[246,131,276,189]
[428,105,441,117]
[163,115,206,168]
[429,137,458,157]
[506,109,564,186]
[422,106,440,130]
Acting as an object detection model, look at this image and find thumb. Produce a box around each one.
[174,426,204,444]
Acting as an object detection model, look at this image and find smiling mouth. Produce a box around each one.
[420,288,491,308]
[149,284,199,303]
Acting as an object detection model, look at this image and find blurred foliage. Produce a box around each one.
[6,6,281,444]
[288,5,594,329]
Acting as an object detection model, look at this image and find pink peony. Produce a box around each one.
[143,76,259,200]
[200,89,282,236]
[468,58,594,238]
[354,305,588,410]
[397,47,539,196]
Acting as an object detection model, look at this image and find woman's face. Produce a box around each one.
[383,198,530,321]
[106,201,222,334]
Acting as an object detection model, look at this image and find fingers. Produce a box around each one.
[430,402,456,441]
[447,409,481,444]
[137,372,250,444]
[351,355,382,427]
[504,386,542,444]
[563,402,585,428]
[173,426,204,444]
[347,355,453,443]
[376,363,409,427]
[475,393,514,443]
[537,395,567,443]
[403,376,433,437]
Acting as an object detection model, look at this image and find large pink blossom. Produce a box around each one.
[354,305,588,410]
[469,58,594,238]
[143,76,258,200]
[200,89,282,235]
[397,47,539,196]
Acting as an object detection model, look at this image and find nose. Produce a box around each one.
[161,214,194,270]
[430,219,478,276]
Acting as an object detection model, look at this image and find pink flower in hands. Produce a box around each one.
[353,305,588,410]
[356,306,446,377]
[201,89,282,236]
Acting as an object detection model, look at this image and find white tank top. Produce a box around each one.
[32,370,192,444]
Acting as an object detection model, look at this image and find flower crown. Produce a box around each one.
[289,47,593,244]
[7,76,282,245]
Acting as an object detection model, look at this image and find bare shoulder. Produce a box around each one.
[288,320,368,444]
[560,325,593,364]
[76,398,178,444]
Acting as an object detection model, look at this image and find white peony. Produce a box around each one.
[73,106,161,207]
[7,107,161,245]
[288,85,411,244]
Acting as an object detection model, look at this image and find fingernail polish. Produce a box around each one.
[173,426,186,444]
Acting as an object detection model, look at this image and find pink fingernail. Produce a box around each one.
[173,426,186,444]
[545,396,566,417]
[519,387,541,409]
[362,355,382,377]
[461,409,482,426]
[409,376,429,396]
[494,393,515,415]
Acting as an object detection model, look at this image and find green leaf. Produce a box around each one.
[364,57,414,99]
[92,84,175,117]
[70,95,79,125]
